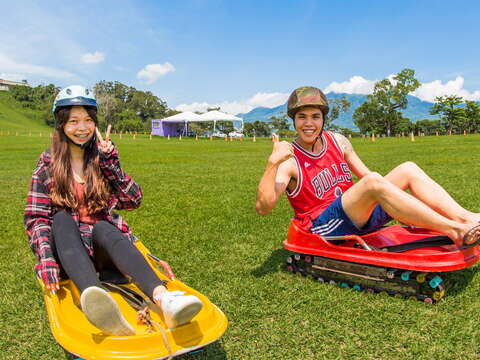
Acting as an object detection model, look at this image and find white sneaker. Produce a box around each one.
[80,286,135,336]
[156,291,203,328]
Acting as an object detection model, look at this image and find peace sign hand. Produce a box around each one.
[96,125,114,154]
[268,133,294,165]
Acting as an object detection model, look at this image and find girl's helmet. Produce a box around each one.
[52,85,98,149]
[52,85,97,118]
[287,86,329,119]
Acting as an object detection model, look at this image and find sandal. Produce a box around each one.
[462,224,480,247]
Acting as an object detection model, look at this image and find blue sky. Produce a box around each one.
[1,0,480,114]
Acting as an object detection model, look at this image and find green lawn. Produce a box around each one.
[2,134,480,359]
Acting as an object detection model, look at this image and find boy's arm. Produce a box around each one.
[256,134,295,215]
[333,133,371,179]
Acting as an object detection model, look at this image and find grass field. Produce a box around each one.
[2,133,480,360]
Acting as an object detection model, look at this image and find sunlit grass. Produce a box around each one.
[2,133,480,359]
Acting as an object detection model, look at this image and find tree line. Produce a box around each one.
[8,81,173,132]
[243,68,480,137]
[352,68,480,136]
[8,71,480,136]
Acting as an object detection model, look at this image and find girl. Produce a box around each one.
[25,85,202,336]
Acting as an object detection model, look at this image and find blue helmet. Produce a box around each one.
[52,85,98,149]
[52,85,97,114]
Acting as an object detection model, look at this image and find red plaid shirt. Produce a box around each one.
[24,148,142,287]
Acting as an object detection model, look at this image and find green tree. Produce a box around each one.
[269,114,290,133]
[464,100,480,133]
[414,119,443,135]
[216,121,234,134]
[353,68,420,136]
[113,109,143,132]
[189,121,212,136]
[244,121,270,137]
[94,80,170,132]
[353,101,383,134]
[430,95,465,133]
[325,97,351,130]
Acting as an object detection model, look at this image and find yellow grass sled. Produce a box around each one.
[38,241,228,360]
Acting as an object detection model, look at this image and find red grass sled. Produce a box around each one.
[283,219,480,303]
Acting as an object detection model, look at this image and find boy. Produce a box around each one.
[256,86,480,246]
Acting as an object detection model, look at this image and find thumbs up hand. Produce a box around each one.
[268,133,294,165]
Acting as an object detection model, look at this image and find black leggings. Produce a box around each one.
[51,211,164,298]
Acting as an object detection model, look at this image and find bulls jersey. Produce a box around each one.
[286,131,354,229]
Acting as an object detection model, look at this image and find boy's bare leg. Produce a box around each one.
[385,162,480,223]
[341,172,480,246]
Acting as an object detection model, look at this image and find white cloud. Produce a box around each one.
[247,92,289,108]
[412,76,480,102]
[324,76,375,95]
[81,51,105,64]
[175,75,480,115]
[137,62,175,84]
[175,92,289,115]
[0,73,27,82]
[0,53,75,79]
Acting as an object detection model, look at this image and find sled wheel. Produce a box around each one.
[408,295,418,301]
[416,272,427,283]
[329,280,336,285]
[386,270,396,279]
[340,282,349,288]
[63,349,83,360]
[294,254,301,261]
[304,255,312,263]
[428,275,443,289]
[424,297,434,304]
[286,256,294,264]
[317,277,325,283]
[352,285,361,291]
[366,288,375,293]
[433,290,445,301]
[379,291,388,297]
[394,293,404,299]
[400,271,412,281]
[286,265,294,273]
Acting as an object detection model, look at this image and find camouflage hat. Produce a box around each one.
[287,86,329,119]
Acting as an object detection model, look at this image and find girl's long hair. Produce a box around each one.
[49,106,111,213]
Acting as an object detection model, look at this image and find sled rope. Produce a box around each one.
[102,282,173,359]
[137,306,173,359]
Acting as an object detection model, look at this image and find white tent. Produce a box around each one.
[161,111,202,122]
[194,110,243,133]
[154,110,244,136]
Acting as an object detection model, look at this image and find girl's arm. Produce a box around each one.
[24,163,59,291]
[96,127,142,210]
[98,147,143,210]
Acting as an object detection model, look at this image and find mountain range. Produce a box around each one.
[237,93,437,130]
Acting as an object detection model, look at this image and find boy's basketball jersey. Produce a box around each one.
[286,131,354,229]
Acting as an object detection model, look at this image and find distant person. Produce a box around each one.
[25,85,202,335]
[256,86,480,246]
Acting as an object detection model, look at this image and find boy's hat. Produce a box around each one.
[287,86,329,119]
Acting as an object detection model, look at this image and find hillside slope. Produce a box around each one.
[0,92,50,132]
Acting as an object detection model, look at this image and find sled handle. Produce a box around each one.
[147,254,176,280]
[324,234,376,251]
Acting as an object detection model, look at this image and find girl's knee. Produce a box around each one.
[53,210,74,223]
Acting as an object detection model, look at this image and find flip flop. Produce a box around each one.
[462,224,480,248]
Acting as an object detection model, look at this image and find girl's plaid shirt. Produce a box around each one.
[24,148,143,287]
